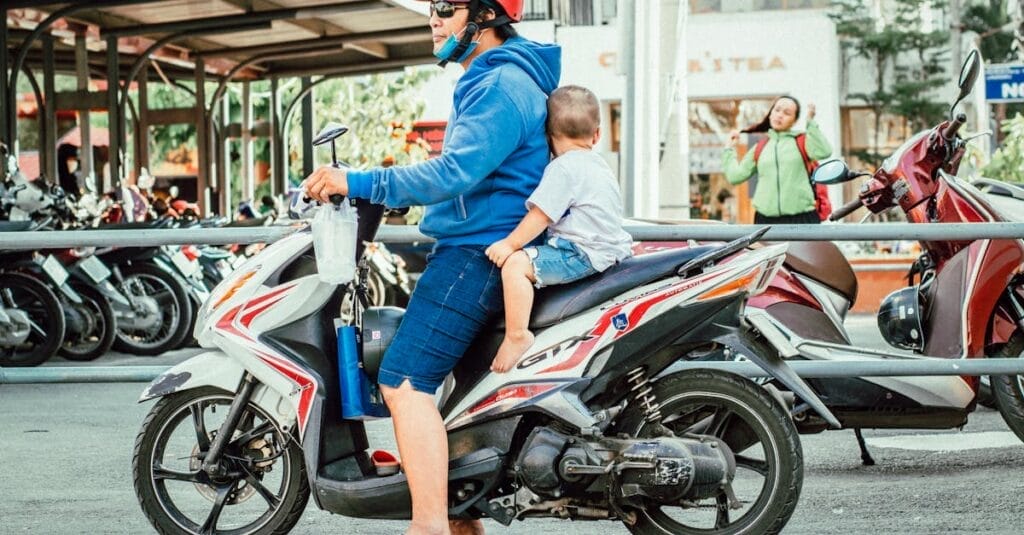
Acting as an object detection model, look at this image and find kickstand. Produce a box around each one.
[854,428,876,466]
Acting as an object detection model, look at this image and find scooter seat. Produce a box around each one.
[528,245,721,329]
[778,241,858,304]
[0,221,34,232]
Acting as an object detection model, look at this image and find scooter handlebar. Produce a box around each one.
[941,113,967,141]
[828,197,863,221]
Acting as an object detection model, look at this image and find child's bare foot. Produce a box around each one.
[491,330,535,373]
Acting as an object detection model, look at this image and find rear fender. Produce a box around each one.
[139,351,296,430]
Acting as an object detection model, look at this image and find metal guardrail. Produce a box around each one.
[9,357,1024,384]
[3,222,1024,250]
[5,220,1024,384]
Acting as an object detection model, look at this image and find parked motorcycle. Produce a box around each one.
[0,243,65,367]
[0,166,114,365]
[714,50,1024,456]
[132,126,809,535]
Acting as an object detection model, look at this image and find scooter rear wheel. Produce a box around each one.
[59,280,116,361]
[133,387,309,535]
[113,263,194,356]
[614,370,803,535]
[989,333,1024,442]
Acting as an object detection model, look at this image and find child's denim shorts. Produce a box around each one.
[524,237,597,288]
[377,245,503,394]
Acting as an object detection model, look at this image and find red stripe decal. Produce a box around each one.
[256,351,315,432]
[246,284,295,308]
[538,271,728,374]
[617,270,727,340]
[213,283,317,435]
[239,295,288,329]
[539,306,621,374]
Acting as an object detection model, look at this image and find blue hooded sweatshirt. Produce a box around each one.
[346,36,561,248]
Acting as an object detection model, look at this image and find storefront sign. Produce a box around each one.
[984,63,1024,103]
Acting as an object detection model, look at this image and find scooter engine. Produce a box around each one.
[515,427,735,505]
[611,437,735,504]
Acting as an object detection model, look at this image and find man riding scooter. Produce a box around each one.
[303,1,560,533]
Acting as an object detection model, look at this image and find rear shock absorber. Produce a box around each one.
[626,366,662,423]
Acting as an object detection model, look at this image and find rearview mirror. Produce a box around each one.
[951,49,981,118]
[312,122,349,147]
[812,159,851,185]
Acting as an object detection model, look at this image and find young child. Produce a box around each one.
[485,85,633,373]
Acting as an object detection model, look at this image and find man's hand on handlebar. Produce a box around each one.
[304,165,349,203]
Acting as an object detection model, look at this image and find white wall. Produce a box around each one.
[415,12,845,204]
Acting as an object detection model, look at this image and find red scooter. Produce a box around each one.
[662,51,1024,464]
[754,49,1024,446]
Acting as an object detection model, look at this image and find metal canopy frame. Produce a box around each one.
[3,0,434,215]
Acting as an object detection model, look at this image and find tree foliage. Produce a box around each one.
[830,0,950,162]
[285,68,437,186]
[982,113,1024,181]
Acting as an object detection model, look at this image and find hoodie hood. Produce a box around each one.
[467,36,560,94]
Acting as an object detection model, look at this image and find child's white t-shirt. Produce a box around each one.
[525,150,633,271]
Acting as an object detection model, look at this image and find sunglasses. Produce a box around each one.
[430,1,468,18]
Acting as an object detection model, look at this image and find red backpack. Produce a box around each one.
[753,134,832,221]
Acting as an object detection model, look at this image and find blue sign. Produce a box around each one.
[985,63,1024,103]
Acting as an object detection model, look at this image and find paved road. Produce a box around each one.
[2,316,1024,534]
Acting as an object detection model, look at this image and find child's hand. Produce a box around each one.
[485,239,516,268]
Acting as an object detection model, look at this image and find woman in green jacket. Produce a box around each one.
[722,96,832,224]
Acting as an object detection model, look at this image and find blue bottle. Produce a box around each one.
[337,324,390,420]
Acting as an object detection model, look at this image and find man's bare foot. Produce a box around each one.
[450,519,485,535]
[491,330,535,372]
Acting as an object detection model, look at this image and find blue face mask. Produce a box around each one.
[434,26,479,64]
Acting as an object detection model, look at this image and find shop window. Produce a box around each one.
[840,107,913,170]
[689,98,774,223]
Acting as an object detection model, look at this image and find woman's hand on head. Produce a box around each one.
[807,103,816,121]
[728,129,741,147]
[303,165,348,203]
[485,239,517,268]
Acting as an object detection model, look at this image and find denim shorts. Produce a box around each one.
[525,237,598,288]
[377,245,503,394]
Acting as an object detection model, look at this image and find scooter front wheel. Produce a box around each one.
[133,387,309,535]
[614,370,803,535]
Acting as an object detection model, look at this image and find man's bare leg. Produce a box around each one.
[383,380,456,535]
[491,251,537,373]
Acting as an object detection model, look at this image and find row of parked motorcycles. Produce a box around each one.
[0,154,412,368]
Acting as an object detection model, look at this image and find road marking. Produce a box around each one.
[866,431,1023,451]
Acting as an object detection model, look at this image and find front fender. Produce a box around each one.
[139,351,297,431]
[139,351,245,402]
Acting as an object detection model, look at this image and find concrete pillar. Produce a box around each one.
[241,81,254,202]
[1,14,9,164]
[193,58,210,215]
[301,77,314,178]
[75,33,94,193]
[657,0,689,220]
[220,96,232,217]
[269,77,283,196]
[135,71,149,178]
[630,0,661,217]
[42,34,58,183]
[106,35,120,188]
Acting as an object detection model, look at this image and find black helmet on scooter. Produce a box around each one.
[877,286,925,351]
